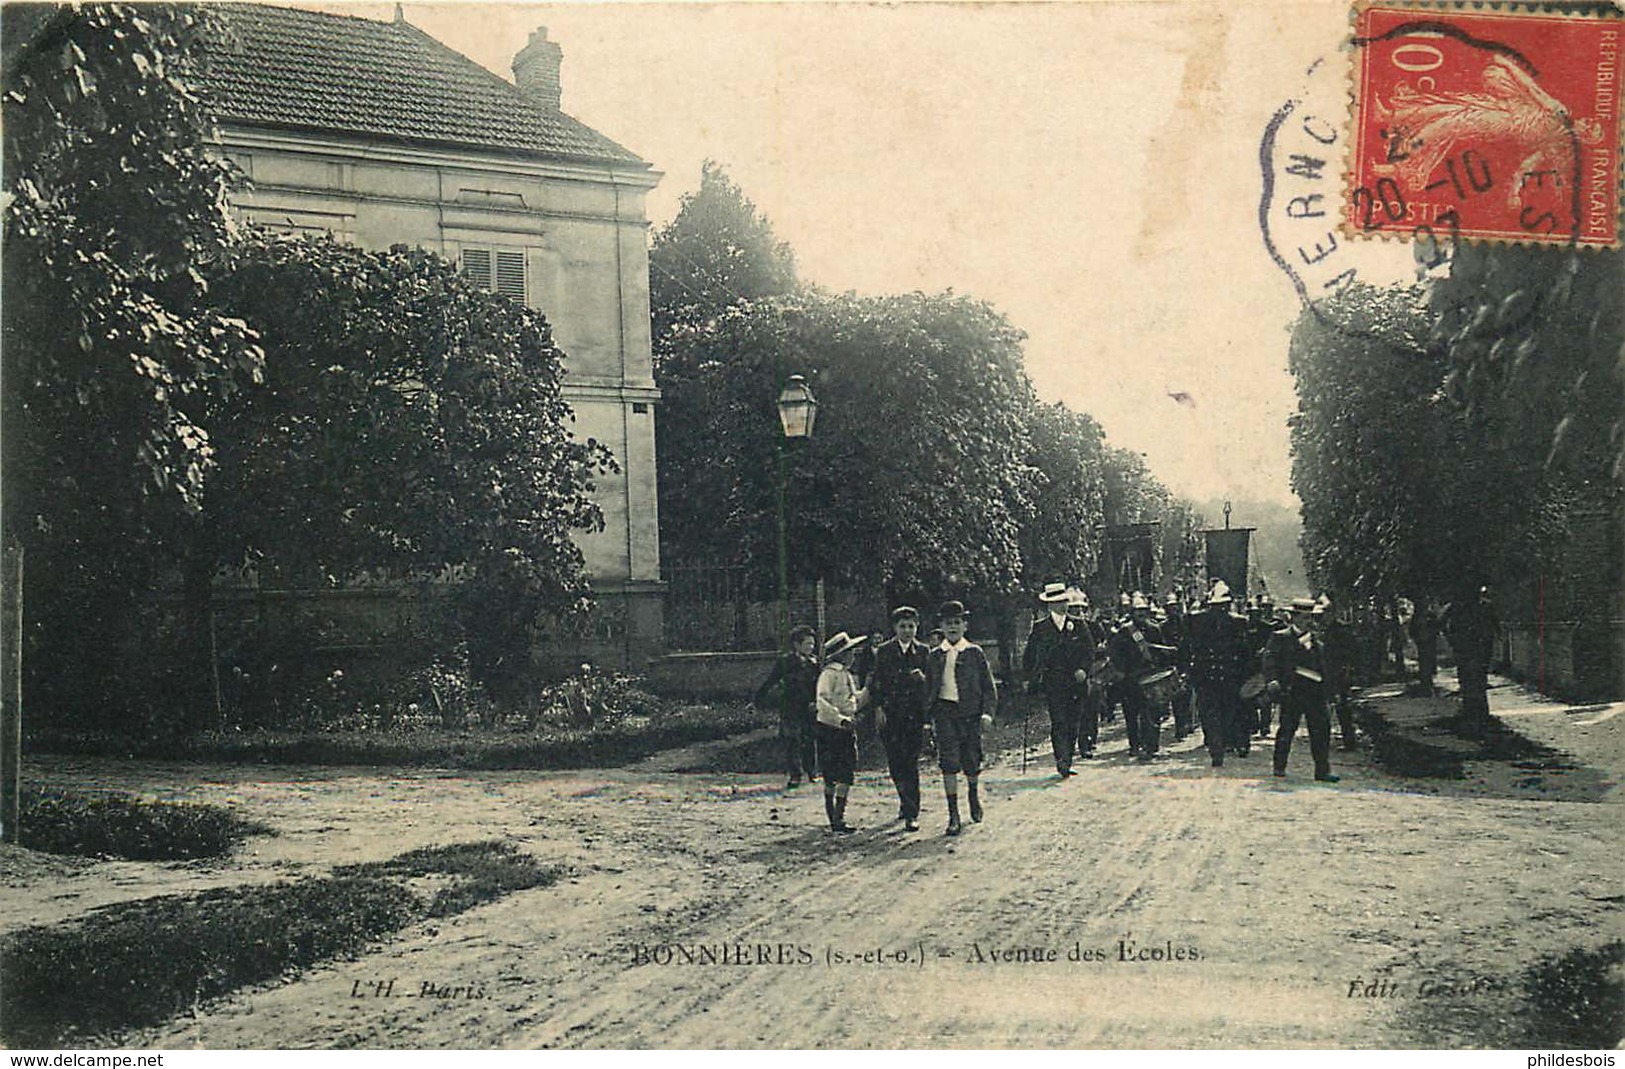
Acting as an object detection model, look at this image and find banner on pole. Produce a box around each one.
[1204,528,1252,600]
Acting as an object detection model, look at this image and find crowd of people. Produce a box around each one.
[755,580,1495,838]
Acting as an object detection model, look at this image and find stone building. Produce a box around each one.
[198,3,664,668]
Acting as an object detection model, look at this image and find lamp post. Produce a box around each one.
[775,375,818,658]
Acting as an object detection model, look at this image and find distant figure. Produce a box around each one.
[1316,599,1358,751]
[1444,587,1500,734]
[1066,588,1109,759]
[1410,599,1442,696]
[1186,581,1247,768]
[1161,592,1193,740]
[1108,593,1165,762]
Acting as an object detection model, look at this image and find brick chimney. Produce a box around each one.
[512,27,562,111]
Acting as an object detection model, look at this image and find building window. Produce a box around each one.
[462,247,527,301]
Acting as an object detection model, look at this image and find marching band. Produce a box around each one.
[760,579,1359,837]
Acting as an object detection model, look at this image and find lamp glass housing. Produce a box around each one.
[776,375,818,439]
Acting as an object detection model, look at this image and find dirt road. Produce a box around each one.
[9,678,1623,1049]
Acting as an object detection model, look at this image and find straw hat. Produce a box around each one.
[823,631,868,658]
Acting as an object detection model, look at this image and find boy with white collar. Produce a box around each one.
[925,600,997,836]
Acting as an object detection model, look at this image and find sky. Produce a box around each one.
[310,0,1418,512]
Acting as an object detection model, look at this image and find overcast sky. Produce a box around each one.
[309,1,1417,512]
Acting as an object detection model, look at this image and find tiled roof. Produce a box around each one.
[198,4,648,167]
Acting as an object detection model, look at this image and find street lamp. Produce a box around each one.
[775,375,818,660]
[777,374,818,439]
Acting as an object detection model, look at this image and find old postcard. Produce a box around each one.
[1,0,1620,1053]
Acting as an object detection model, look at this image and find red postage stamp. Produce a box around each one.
[1348,3,1621,248]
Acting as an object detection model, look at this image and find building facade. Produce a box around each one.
[199,4,664,668]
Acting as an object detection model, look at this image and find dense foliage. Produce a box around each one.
[1020,402,1107,591]
[197,233,617,708]
[661,290,1040,604]
[2,4,262,728]
[1288,244,1623,608]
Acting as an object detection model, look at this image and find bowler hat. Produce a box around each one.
[937,600,969,621]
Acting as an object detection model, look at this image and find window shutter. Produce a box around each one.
[494,250,526,299]
[463,248,492,289]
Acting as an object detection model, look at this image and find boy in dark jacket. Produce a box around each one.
[870,605,932,831]
[755,625,820,788]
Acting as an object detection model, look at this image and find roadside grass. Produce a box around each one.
[1520,941,1625,1049]
[31,700,771,770]
[1396,941,1625,1049]
[333,841,554,917]
[0,840,556,1048]
[18,786,275,860]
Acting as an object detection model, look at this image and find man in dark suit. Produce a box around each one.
[1067,589,1109,758]
[1186,581,1246,767]
[869,605,932,832]
[1266,598,1339,782]
[1108,593,1164,761]
[926,600,997,836]
[1023,582,1090,777]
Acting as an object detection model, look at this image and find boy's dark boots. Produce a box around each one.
[945,795,962,836]
[824,789,839,829]
[833,795,855,834]
[968,781,984,823]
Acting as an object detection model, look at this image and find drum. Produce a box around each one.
[1138,666,1178,708]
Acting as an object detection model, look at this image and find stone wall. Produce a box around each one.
[1501,498,1624,701]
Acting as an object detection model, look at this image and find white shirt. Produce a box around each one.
[1050,612,1067,631]
[816,663,867,728]
[940,637,972,701]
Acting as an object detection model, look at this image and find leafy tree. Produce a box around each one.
[1428,244,1623,496]
[657,291,1038,607]
[1101,447,1167,528]
[1288,283,1454,601]
[1,4,261,737]
[196,233,618,711]
[1019,402,1106,589]
[648,160,798,365]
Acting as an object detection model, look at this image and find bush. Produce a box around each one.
[18,788,274,860]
